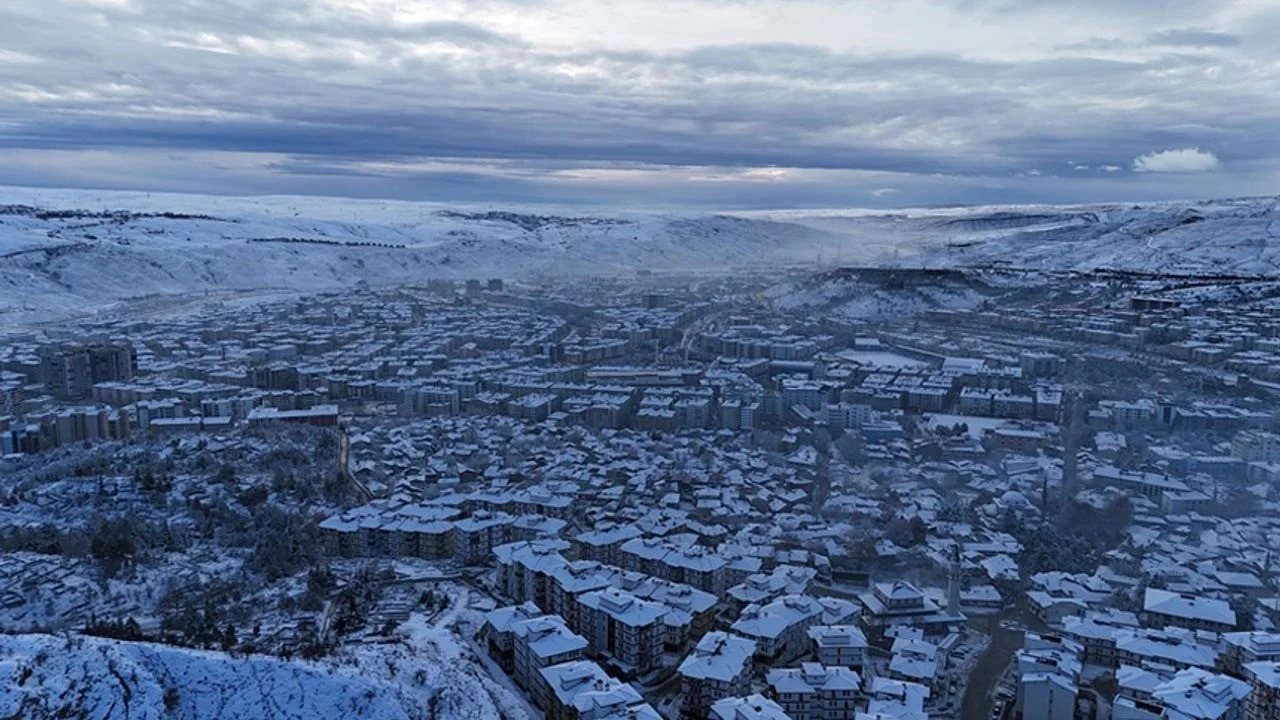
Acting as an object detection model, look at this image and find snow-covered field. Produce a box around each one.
[1,185,1277,323]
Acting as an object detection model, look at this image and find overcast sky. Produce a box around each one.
[1,0,1277,208]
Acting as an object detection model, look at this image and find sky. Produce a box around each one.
[0,0,1278,209]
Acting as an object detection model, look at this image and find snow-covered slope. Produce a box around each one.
[769,270,991,320]
[1,629,520,720]
[0,194,863,323]
[1,185,1277,323]
[767,197,1280,275]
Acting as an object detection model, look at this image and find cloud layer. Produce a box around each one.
[0,0,1276,207]
[1133,148,1222,174]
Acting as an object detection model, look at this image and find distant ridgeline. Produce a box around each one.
[0,205,221,222]
[248,237,409,249]
[435,209,631,232]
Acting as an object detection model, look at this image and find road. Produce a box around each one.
[961,608,1039,720]
[337,428,373,503]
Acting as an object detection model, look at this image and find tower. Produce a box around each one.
[947,543,962,616]
[1060,390,1084,502]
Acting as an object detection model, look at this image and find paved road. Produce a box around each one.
[960,611,1031,720]
[337,428,373,503]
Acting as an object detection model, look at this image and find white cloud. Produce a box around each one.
[1132,147,1222,173]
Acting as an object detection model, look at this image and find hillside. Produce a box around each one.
[1,186,1277,323]
[770,197,1280,275]
[0,625,523,720]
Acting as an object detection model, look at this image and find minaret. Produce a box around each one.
[947,543,962,616]
[1061,391,1083,502]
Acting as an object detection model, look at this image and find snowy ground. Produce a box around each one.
[2,633,414,720]
[836,350,934,369]
[1,583,527,720]
[1,186,1276,323]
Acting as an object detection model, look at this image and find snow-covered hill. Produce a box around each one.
[1,185,1277,322]
[769,270,991,320]
[766,196,1280,275]
[1,627,523,720]
[0,191,863,323]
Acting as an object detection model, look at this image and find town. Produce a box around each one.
[5,265,1280,720]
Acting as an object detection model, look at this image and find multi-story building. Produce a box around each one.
[453,512,517,563]
[1142,589,1237,633]
[1061,611,1140,668]
[512,615,589,709]
[1020,672,1077,720]
[1245,662,1280,720]
[1221,633,1280,678]
[1115,627,1219,672]
[856,581,960,636]
[678,632,757,719]
[538,660,647,720]
[573,523,642,566]
[765,663,862,720]
[1016,633,1083,719]
[616,537,727,594]
[39,341,135,400]
[732,594,824,664]
[865,677,930,720]
[1231,430,1280,464]
[1150,668,1249,720]
[481,602,545,673]
[575,588,669,675]
[709,695,794,720]
[807,625,868,670]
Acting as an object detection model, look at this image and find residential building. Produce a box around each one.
[709,695,794,720]
[1142,589,1237,633]
[678,632,757,719]
[576,588,669,675]
[807,625,869,670]
[765,663,862,720]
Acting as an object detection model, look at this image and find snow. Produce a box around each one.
[1,590,529,720]
[2,633,411,720]
[1,186,1277,323]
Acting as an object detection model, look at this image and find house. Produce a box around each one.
[765,663,862,720]
[481,602,544,672]
[575,588,669,675]
[732,594,824,664]
[890,636,941,692]
[807,625,868,670]
[1151,668,1249,720]
[856,581,962,636]
[1061,610,1140,667]
[1244,662,1280,720]
[1020,672,1078,720]
[1115,627,1218,671]
[865,677,929,720]
[1142,588,1237,633]
[709,695,794,720]
[1220,632,1280,678]
[512,615,589,708]
[538,660,647,720]
[678,632,757,719]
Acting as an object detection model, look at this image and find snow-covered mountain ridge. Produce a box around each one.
[0,185,1277,322]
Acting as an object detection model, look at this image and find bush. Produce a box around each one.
[236,485,269,508]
